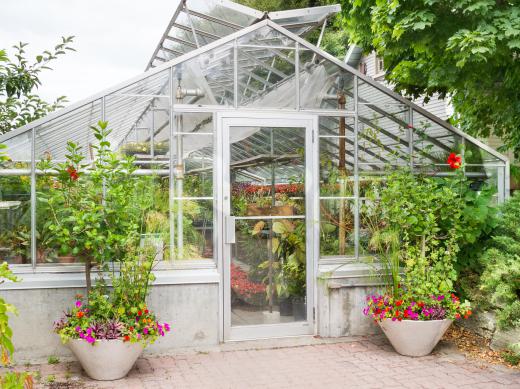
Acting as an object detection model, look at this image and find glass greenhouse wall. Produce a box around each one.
[0,1,510,346]
[0,19,508,271]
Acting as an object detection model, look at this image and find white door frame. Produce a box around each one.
[216,111,318,342]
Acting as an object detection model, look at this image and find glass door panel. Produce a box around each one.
[223,119,313,340]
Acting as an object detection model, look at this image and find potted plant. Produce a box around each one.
[363,156,476,356]
[39,122,169,380]
[270,220,306,320]
[54,246,170,380]
[37,121,141,292]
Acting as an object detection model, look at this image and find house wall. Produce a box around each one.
[358,52,451,121]
[5,282,219,363]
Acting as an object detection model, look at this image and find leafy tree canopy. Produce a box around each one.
[0,36,75,134]
[340,0,520,157]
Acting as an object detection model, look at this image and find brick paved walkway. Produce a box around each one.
[14,336,520,388]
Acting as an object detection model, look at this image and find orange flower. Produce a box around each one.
[76,311,84,319]
[123,335,130,342]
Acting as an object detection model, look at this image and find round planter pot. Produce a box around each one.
[68,339,144,381]
[379,319,452,357]
[57,256,76,264]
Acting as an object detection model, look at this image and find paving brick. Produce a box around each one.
[11,339,520,388]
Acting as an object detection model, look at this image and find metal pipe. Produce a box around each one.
[354,76,360,260]
[150,104,155,158]
[30,128,36,269]
[169,67,175,260]
[338,92,347,256]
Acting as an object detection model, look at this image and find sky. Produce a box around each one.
[1,0,180,105]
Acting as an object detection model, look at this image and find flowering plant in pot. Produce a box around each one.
[363,154,490,356]
[54,245,171,380]
[43,122,170,380]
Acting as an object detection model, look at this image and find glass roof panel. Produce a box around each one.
[147,1,340,69]
[299,50,355,111]
[0,18,507,172]
[173,43,235,106]
[35,100,102,161]
[412,111,462,166]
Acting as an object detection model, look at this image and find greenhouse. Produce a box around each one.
[0,0,509,358]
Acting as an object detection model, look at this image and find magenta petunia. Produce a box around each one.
[75,300,82,308]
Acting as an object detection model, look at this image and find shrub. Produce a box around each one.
[479,192,520,330]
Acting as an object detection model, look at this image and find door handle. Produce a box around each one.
[225,216,236,244]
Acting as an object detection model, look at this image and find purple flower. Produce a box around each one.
[164,323,170,332]
[75,300,82,308]
[75,326,81,332]
[85,335,95,344]
[437,295,445,301]
[143,328,149,335]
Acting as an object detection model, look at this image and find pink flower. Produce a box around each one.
[75,300,82,308]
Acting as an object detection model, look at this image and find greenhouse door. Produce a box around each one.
[220,114,316,341]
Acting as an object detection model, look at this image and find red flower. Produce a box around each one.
[144,309,149,314]
[66,165,79,181]
[138,310,142,316]
[123,335,130,342]
[395,300,403,307]
[129,326,134,332]
[455,313,461,319]
[447,153,462,169]
[417,301,425,308]
[76,311,84,319]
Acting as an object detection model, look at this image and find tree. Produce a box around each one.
[340,0,520,158]
[0,36,75,134]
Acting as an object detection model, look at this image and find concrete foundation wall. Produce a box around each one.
[5,282,219,363]
[317,264,384,338]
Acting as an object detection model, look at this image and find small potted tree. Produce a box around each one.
[41,122,171,380]
[363,157,476,356]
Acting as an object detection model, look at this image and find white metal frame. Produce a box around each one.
[0,18,509,277]
[217,112,318,341]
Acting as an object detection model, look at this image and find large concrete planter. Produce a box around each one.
[68,339,144,380]
[379,319,452,357]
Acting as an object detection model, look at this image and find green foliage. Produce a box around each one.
[479,193,520,330]
[272,220,306,298]
[502,345,520,366]
[0,37,75,134]
[47,355,59,365]
[0,262,19,365]
[54,246,170,346]
[0,371,33,388]
[379,169,463,297]
[37,121,143,292]
[340,0,520,157]
[374,164,496,301]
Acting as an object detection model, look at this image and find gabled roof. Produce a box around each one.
[0,19,507,168]
[146,0,341,70]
